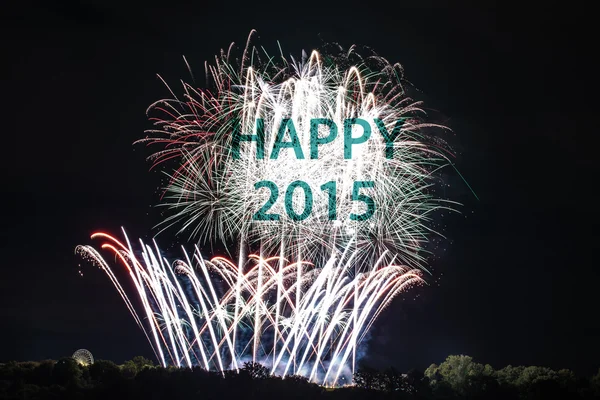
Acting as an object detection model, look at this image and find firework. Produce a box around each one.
[140,30,456,269]
[78,30,458,386]
[76,229,422,386]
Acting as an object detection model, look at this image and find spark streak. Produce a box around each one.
[76,229,423,386]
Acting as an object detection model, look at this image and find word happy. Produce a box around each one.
[232,118,405,160]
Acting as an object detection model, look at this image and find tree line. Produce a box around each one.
[0,354,598,399]
[353,355,600,399]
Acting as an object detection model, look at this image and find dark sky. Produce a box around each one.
[2,1,598,376]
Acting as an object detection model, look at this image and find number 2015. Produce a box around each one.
[253,180,375,221]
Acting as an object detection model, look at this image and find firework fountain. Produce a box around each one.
[76,30,458,386]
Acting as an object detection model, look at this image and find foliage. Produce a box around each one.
[353,365,382,390]
[242,361,270,379]
[0,355,596,400]
[89,359,122,385]
[120,360,138,379]
[586,368,600,398]
[52,357,82,386]
[131,355,154,370]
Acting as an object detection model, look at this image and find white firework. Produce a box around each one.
[140,30,457,269]
[76,230,423,386]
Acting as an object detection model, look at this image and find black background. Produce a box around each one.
[1,1,597,375]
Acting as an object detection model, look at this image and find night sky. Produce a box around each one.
[2,1,598,376]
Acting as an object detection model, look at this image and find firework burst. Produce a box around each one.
[78,30,460,386]
[140,30,456,269]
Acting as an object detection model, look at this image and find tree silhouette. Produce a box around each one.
[242,361,270,379]
[52,357,82,387]
[121,360,138,378]
[89,359,123,385]
[132,355,154,370]
[0,354,594,400]
[592,368,600,396]
[353,365,381,390]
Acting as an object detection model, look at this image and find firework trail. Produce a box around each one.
[78,30,459,385]
[76,229,422,385]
